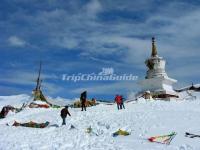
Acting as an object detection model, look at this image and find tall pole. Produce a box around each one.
[36,61,42,91]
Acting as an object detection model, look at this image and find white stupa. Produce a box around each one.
[138,37,178,99]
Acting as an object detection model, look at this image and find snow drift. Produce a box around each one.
[0,93,200,150]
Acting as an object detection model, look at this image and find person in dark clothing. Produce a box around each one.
[60,106,71,125]
[120,95,125,109]
[80,91,87,111]
[0,106,15,119]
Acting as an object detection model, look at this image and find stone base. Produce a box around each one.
[151,92,179,100]
[138,76,178,100]
[139,76,176,91]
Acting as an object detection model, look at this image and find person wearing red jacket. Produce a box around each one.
[114,95,122,110]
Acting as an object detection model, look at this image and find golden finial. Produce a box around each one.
[151,37,157,57]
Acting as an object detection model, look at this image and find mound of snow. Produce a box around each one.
[0,94,31,108]
[178,90,200,100]
[31,100,49,105]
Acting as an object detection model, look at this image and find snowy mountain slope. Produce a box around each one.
[0,96,200,150]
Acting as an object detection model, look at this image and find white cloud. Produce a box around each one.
[170,64,200,79]
[42,82,64,95]
[85,0,102,18]
[0,70,61,96]
[52,37,79,49]
[0,71,58,86]
[71,81,138,95]
[101,36,150,64]
[8,36,26,47]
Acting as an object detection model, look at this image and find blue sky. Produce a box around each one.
[0,0,200,100]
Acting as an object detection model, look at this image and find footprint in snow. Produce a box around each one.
[178,144,193,150]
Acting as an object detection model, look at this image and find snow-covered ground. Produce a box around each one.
[0,94,200,150]
[0,94,32,107]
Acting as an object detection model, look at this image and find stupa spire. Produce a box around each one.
[151,37,157,57]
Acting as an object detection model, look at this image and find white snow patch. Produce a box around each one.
[0,95,200,149]
[0,94,31,108]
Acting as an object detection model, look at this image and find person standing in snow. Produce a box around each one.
[60,106,71,125]
[80,91,87,111]
[0,106,15,119]
[114,95,122,110]
[120,95,125,109]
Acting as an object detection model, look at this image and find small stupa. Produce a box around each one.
[138,37,178,99]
